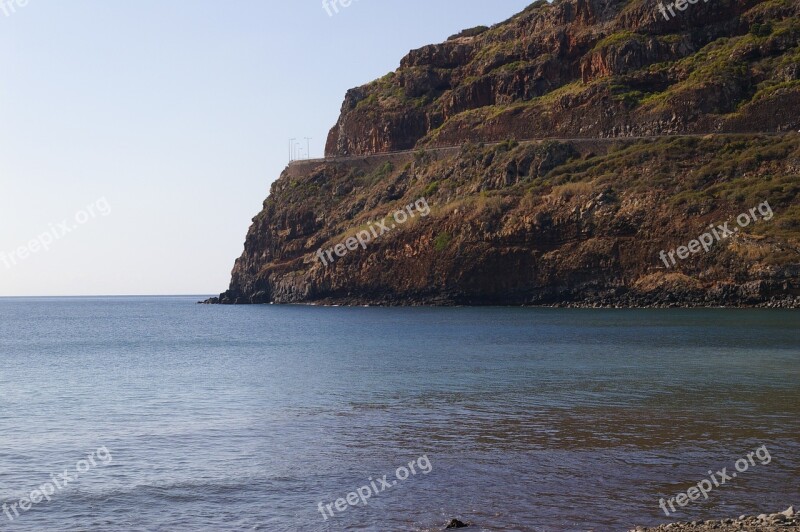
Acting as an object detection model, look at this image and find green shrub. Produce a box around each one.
[448,25,489,40]
[434,232,452,252]
[497,138,519,152]
[750,22,773,37]
[423,181,440,196]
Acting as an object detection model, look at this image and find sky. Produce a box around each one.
[0,0,532,297]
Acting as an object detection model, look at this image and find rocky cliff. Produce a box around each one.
[325,0,800,155]
[209,0,800,306]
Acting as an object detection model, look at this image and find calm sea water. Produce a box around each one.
[0,297,797,531]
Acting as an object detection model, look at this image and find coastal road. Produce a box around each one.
[288,131,794,167]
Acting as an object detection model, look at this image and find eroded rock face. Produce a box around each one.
[211,0,800,306]
[211,135,800,306]
[324,0,800,157]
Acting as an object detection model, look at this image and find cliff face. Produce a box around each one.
[211,0,800,306]
[325,0,800,156]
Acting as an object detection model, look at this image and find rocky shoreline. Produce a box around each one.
[547,295,800,309]
[204,294,800,308]
[631,507,798,532]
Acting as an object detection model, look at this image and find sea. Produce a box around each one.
[0,296,797,531]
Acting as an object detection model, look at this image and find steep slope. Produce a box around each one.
[209,0,800,306]
[325,0,800,156]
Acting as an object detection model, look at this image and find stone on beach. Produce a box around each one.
[630,507,800,531]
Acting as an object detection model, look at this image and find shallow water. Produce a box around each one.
[0,298,797,531]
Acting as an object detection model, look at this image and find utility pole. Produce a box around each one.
[304,137,312,159]
[289,138,296,161]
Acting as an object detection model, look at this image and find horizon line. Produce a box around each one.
[0,294,216,299]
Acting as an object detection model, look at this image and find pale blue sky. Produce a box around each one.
[0,1,531,296]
